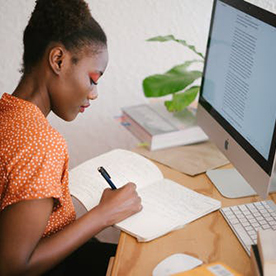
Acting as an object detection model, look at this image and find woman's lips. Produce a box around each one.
[79,104,90,113]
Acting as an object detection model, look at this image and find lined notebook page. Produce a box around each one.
[116,179,221,242]
[69,149,163,210]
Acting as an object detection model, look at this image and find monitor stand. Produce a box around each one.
[206,168,276,198]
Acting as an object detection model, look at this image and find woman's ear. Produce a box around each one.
[48,46,67,75]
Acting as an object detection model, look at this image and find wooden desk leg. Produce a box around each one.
[106,257,115,276]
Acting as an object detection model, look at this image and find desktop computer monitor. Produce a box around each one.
[197,0,276,199]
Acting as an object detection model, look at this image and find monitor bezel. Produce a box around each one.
[199,0,276,176]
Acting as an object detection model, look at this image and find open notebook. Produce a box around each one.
[69,149,221,242]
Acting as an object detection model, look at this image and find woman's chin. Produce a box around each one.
[53,110,78,122]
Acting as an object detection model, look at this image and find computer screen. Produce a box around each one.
[197,0,276,198]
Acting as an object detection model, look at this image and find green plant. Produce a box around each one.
[142,35,205,112]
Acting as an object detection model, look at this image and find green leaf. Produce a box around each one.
[147,35,175,42]
[143,63,202,97]
[147,35,204,59]
[165,86,200,112]
[166,60,202,74]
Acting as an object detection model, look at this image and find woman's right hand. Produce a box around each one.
[97,182,142,227]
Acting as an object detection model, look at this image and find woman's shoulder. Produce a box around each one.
[0,96,67,154]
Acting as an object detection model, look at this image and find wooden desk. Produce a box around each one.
[110,162,276,276]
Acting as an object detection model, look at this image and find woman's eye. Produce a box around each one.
[90,78,98,86]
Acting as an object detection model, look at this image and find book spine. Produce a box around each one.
[122,111,152,147]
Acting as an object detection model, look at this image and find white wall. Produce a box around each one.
[0,0,275,169]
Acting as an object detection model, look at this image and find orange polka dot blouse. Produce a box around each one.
[0,93,76,237]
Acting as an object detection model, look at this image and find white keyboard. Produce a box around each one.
[220,200,276,255]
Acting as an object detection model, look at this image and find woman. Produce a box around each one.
[0,0,142,275]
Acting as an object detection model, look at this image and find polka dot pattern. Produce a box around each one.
[0,93,76,237]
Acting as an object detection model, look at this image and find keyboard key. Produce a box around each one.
[239,205,248,211]
[248,230,255,236]
[252,211,261,217]
[229,218,239,224]
[223,208,232,213]
[241,221,250,227]
[237,214,245,220]
[263,213,271,218]
[227,215,236,220]
[251,219,257,224]
[232,224,253,244]
[258,219,266,224]
[243,210,251,215]
[245,226,254,231]
[248,205,257,211]
[261,223,270,229]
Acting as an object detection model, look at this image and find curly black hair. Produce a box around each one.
[22,0,107,74]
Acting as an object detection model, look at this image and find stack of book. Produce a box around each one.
[121,102,208,151]
[251,229,276,276]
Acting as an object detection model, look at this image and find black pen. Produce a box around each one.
[97,166,117,190]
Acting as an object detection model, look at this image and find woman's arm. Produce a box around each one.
[0,182,141,275]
